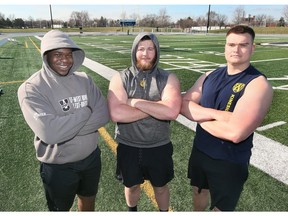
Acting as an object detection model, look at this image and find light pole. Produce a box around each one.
[207,4,211,34]
[49,4,54,29]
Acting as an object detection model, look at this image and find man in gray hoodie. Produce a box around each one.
[108,32,181,211]
[18,30,110,211]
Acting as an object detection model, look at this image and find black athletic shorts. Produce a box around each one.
[188,146,249,211]
[40,147,101,211]
[116,142,174,188]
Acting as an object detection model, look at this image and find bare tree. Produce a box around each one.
[266,15,275,27]
[28,16,34,28]
[255,14,266,27]
[284,5,288,22]
[177,17,194,30]
[81,11,90,27]
[233,6,246,25]
[207,11,218,27]
[137,8,171,28]
[69,11,90,27]
[138,14,157,27]
[195,16,207,26]
[69,11,81,27]
[157,8,171,27]
[216,14,228,29]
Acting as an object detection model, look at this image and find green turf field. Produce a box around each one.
[0,33,287,211]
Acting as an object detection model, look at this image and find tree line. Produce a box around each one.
[0,6,287,30]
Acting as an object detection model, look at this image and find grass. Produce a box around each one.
[0,33,287,212]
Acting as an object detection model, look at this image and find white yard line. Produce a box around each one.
[251,134,288,185]
[257,121,287,131]
[83,57,116,80]
[251,58,288,63]
[83,58,288,185]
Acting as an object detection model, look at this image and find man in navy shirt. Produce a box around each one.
[181,25,273,211]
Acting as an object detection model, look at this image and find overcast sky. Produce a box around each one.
[1,1,287,23]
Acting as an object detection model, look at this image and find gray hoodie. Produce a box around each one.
[115,32,171,148]
[18,30,110,164]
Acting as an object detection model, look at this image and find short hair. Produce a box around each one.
[226,25,255,42]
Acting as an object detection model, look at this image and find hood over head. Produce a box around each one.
[41,30,85,76]
[131,32,160,72]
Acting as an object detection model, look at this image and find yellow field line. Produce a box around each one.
[1,37,39,85]
[29,37,41,52]
[98,127,173,211]
[98,127,117,154]
[0,80,26,85]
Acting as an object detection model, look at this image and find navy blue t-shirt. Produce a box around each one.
[194,64,265,164]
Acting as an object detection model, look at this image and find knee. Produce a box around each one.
[126,185,140,193]
[153,185,169,195]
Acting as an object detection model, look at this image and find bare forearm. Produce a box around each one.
[200,119,252,144]
[181,99,232,122]
[181,100,214,122]
[131,98,180,120]
[110,104,149,123]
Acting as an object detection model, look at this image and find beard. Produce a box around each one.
[136,56,156,71]
[136,61,153,71]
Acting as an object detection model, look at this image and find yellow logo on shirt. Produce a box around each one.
[140,79,146,88]
[232,83,245,93]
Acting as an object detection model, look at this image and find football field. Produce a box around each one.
[0,32,287,211]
